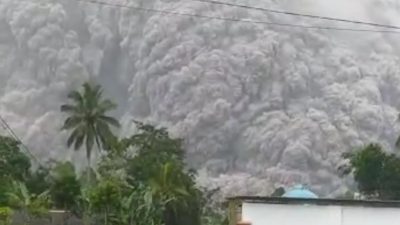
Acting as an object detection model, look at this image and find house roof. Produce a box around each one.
[282,185,318,199]
[228,196,400,208]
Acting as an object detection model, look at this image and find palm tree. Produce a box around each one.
[149,162,202,225]
[397,114,400,148]
[61,82,120,168]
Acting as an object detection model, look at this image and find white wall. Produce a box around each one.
[242,202,400,225]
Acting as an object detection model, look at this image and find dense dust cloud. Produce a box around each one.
[1,0,400,196]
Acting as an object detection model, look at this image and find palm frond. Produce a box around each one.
[174,187,189,197]
[66,129,79,148]
[82,82,92,95]
[84,83,102,110]
[37,190,50,200]
[84,83,101,100]
[60,104,80,113]
[99,115,120,127]
[62,116,82,130]
[97,124,116,151]
[97,120,114,138]
[67,91,83,103]
[7,181,30,208]
[163,163,172,186]
[92,84,103,99]
[98,100,117,113]
[74,134,85,151]
[396,136,400,149]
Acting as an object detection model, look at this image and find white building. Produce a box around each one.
[228,185,400,225]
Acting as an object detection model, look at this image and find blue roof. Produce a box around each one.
[282,185,318,199]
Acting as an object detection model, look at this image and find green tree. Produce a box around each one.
[87,176,126,225]
[270,187,285,197]
[123,122,202,225]
[6,181,50,224]
[0,207,13,225]
[124,185,164,225]
[0,136,31,182]
[25,166,51,196]
[60,82,120,168]
[342,143,400,200]
[0,181,12,207]
[396,113,400,148]
[91,121,224,225]
[150,162,202,225]
[125,121,185,185]
[0,136,31,206]
[49,162,81,211]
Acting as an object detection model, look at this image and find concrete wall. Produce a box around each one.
[11,211,82,225]
[242,202,400,225]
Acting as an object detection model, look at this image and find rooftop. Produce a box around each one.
[282,185,318,199]
[228,196,400,208]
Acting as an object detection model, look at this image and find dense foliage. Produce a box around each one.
[93,121,204,225]
[0,82,226,225]
[0,136,31,182]
[6,82,400,225]
[48,162,81,210]
[0,136,31,206]
[342,143,400,200]
[7,81,400,224]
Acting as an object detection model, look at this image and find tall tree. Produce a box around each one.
[0,136,31,182]
[124,122,202,225]
[148,161,202,225]
[61,82,120,167]
[342,143,400,200]
[49,162,81,211]
[396,113,400,148]
[0,135,32,207]
[25,166,50,196]
[125,121,185,184]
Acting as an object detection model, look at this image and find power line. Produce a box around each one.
[192,0,400,30]
[0,116,63,182]
[73,0,400,34]
[0,115,43,166]
[0,116,38,160]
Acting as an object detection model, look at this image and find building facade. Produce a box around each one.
[229,186,400,225]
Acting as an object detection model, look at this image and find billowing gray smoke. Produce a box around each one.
[1,0,400,197]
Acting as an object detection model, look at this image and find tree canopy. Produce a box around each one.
[98,121,203,225]
[0,136,31,182]
[0,82,228,225]
[61,82,120,166]
[342,143,400,200]
[0,136,31,206]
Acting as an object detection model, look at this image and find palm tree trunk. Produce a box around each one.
[94,135,102,162]
[87,134,101,186]
[87,156,91,185]
[104,206,108,225]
